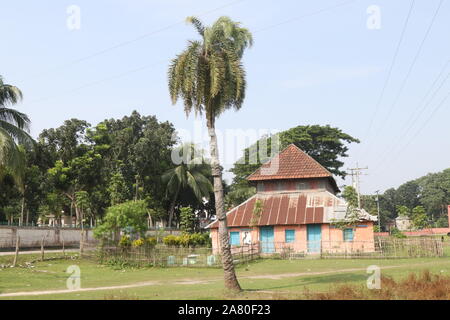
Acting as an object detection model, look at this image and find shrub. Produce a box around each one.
[94,200,149,240]
[179,234,191,247]
[162,233,211,247]
[132,238,144,248]
[391,227,407,238]
[145,237,157,248]
[163,235,179,247]
[119,235,132,247]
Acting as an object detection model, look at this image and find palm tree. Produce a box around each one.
[168,16,252,291]
[162,143,213,227]
[0,76,33,184]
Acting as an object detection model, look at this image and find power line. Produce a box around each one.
[347,164,368,209]
[371,59,450,171]
[253,0,358,33]
[366,0,444,153]
[357,0,416,159]
[29,0,247,80]
[373,88,450,174]
[26,0,361,106]
[27,61,166,105]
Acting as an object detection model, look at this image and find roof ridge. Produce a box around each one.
[246,143,333,181]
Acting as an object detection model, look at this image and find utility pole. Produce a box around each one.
[375,190,381,231]
[347,163,368,209]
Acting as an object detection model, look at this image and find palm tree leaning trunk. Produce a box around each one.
[206,115,241,290]
[168,16,253,292]
[167,185,180,227]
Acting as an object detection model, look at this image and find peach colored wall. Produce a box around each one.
[210,221,375,255]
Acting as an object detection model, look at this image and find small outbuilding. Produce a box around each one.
[207,144,377,255]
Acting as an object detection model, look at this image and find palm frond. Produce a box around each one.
[0,119,34,149]
[0,107,30,131]
[186,16,205,36]
[0,80,23,107]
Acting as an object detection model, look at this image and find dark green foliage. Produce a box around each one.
[363,168,450,230]
[94,200,149,239]
[179,207,196,234]
[0,111,208,226]
[390,227,406,238]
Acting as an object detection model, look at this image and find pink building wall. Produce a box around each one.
[210,221,375,255]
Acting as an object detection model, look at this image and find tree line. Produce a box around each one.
[361,170,450,230]
[0,111,216,227]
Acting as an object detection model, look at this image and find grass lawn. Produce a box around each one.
[1,251,450,300]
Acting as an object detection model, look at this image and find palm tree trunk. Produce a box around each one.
[20,196,25,226]
[207,117,241,292]
[167,186,180,228]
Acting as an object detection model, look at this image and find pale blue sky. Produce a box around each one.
[1,0,449,193]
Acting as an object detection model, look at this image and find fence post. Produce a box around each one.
[79,230,84,256]
[62,236,65,256]
[40,236,45,262]
[12,235,20,267]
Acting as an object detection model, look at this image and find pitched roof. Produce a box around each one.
[206,190,377,229]
[247,144,333,181]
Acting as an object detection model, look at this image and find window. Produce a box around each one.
[257,182,265,192]
[297,182,307,190]
[343,228,354,242]
[230,232,240,246]
[285,230,295,243]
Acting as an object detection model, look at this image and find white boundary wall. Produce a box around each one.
[0,226,94,249]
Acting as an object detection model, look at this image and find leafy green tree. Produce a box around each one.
[396,205,410,217]
[0,76,34,184]
[331,186,361,229]
[396,181,421,209]
[411,206,429,229]
[107,171,130,205]
[342,186,358,208]
[94,200,149,240]
[179,207,196,234]
[75,191,91,227]
[38,192,66,225]
[168,16,252,291]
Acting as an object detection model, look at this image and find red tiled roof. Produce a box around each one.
[207,193,326,229]
[247,144,333,181]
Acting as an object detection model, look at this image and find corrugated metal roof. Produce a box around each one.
[207,190,377,229]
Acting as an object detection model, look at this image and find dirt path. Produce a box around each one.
[1,262,440,298]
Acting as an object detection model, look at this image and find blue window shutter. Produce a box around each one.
[343,228,354,242]
[230,232,240,246]
[285,230,295,243]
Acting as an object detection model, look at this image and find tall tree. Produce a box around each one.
[168,16,252,291]
[0,76,33,183]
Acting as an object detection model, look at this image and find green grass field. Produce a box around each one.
[1,251,450,300]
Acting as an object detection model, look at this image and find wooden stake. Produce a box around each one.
[40,236,45,262]
[79,230,84,256]
[12,235,20,267]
